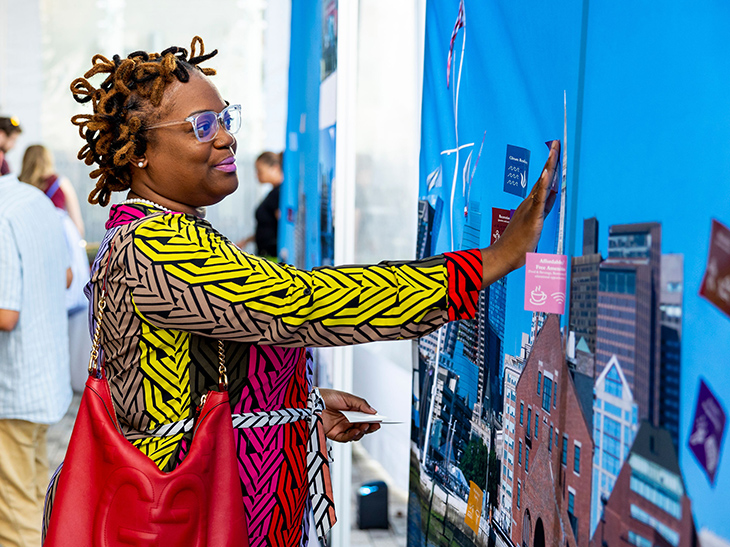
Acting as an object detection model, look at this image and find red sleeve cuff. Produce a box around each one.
[443,249,483,321]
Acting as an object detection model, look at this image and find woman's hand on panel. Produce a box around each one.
[480,140,560,288]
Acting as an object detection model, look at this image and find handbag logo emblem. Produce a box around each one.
[93,467,208,546]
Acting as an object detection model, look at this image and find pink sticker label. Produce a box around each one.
[524,253,568,314]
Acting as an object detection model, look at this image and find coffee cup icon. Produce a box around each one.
[530,285,547,306]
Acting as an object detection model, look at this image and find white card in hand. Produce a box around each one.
[339,411,402,424]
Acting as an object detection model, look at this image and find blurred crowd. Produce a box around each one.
[0,115,90,547]
[0,112,292,546]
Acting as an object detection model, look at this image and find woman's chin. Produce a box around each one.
[207,176,240,205]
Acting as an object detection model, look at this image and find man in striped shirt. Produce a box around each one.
[0,172,73,547]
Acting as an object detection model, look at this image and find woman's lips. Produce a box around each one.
[214,157,237,173]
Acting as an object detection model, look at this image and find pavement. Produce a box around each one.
[47,393,407,546]
[350,443,408,547]
[46,394,80,473]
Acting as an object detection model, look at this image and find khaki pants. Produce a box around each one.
[0,419,49,547]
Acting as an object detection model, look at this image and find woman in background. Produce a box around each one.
[237,150,283,259]
[19,144,85,238]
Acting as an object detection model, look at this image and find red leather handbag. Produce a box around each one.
[43,283,248,546]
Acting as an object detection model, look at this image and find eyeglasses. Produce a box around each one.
[146,104,242,143]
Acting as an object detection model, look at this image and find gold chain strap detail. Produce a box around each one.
[87,293,107,373]
[218,340,228,390]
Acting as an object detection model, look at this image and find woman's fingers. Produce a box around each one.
[355,423,380,440]
[340,420,381,442]
[340,423,367,442]
[319,388,383,442]
[323,408,382,442]
[352,396,376,414]
[478,140,560,287]
[529,140,560,211]
[366,423,381,434]
[543,186,558,216]
[353,426,367,441]
[319,387,377,414]
[352,422,380,441]
[339,392,376,414]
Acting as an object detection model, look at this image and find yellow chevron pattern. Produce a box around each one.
[137,317,191,427]
[133,434,185,470]
[132,214,448,345]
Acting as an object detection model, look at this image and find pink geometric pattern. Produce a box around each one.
[234,346,309,546]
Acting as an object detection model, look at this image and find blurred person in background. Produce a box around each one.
[237,150,283,259]
[0,117,22,176]
[53,37,558,546]
[19,144,86,238]
[0,170,72,547]
[19,144,91,393]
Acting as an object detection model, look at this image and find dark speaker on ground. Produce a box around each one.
[357,480,389,529]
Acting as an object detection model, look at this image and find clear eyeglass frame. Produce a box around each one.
[146,104,242,143]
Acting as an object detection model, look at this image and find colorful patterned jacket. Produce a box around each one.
[87,202,483,546]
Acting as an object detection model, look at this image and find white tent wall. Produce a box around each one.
[350,0,427,496]
[0,0,44,172]
[262,0,290,153]
[1,0,267,246]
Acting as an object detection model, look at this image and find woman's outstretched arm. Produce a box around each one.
[122,142,559,347]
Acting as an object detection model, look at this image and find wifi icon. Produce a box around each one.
[551,292,565,305]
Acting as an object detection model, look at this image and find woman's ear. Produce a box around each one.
[132,156,147,169]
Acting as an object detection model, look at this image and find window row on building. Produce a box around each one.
[599,269,637,294]
[597,317,639,333]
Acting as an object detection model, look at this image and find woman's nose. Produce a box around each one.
[214,125,236,150]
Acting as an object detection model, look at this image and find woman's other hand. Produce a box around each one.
[480,139,560,288]
[319,388,382,443]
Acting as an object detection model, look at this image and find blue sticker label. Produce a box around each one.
[504,145,531,197]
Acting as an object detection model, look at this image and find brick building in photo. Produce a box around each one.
[591,422,697,547]
[498,332,531,534]
[510,315,594,547]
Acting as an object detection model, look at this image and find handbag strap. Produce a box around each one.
[44,175,61,199]
[87,235,228,390]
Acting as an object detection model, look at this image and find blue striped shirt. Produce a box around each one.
[0,175,72,423]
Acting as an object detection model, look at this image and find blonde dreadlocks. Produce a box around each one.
[70,36,217,206]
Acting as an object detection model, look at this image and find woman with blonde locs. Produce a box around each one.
[47,36,558,546]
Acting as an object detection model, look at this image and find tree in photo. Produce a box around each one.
[459,437,488,489]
